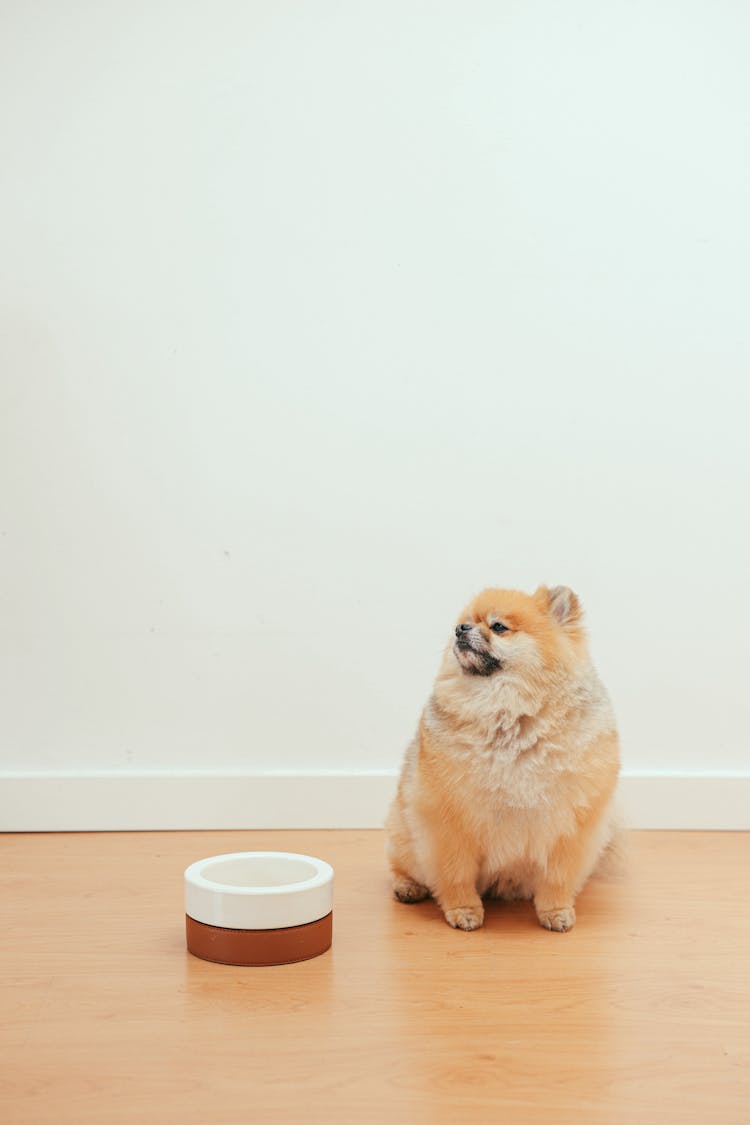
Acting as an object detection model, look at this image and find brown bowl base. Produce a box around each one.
[185,912,332,966]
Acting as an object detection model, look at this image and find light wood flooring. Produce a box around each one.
[1,830,748,1123]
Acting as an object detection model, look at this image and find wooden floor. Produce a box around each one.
[1,831,748,1124]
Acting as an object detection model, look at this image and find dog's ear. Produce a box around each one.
[536,585,583,631]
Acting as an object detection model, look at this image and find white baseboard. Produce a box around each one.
[0,770,400,832]
[1,769,749,832]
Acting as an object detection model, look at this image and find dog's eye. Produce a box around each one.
[491,622,509,634]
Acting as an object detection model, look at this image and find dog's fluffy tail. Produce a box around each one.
[596,807,629,878]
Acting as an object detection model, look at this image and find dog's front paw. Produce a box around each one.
[536,905,576,932]
[444,904,485,931]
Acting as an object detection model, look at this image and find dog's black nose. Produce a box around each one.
[456,623,473,637]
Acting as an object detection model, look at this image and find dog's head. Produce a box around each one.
[452,585,585,678]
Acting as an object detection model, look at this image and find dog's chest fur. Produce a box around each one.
[423,666,613,813]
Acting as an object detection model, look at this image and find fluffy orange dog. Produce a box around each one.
[386,585,620,932]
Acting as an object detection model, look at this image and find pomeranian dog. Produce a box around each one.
[386,585,620,932]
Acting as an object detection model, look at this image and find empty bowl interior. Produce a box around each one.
[199,854,320,889]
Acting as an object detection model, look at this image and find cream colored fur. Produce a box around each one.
[385,585,620,932]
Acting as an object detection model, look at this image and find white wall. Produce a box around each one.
[2,3,748,812]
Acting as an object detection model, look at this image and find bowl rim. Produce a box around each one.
[184,850,334,898]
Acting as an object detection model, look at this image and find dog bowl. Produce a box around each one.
[184,851,333,966]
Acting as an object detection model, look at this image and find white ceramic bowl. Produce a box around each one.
[184,851,334,930]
